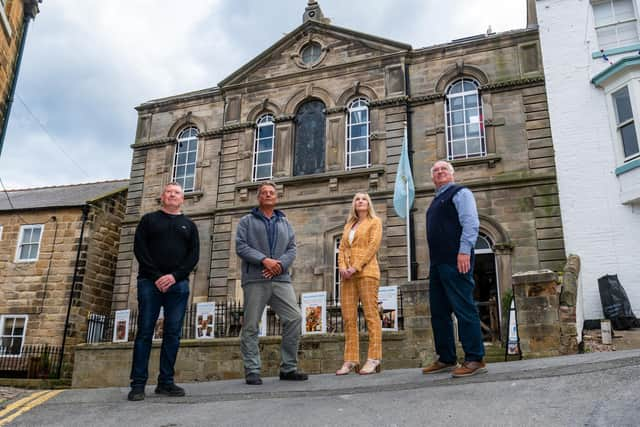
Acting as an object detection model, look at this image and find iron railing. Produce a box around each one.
[0,344,63,379]
[86,292,404,344]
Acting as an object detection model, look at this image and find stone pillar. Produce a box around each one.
[559,255,580,354]
[512,270,561,357]
[398,280,434,366]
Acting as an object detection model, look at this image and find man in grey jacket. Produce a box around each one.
[236,181,308,385]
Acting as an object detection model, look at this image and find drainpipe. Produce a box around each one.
[0,2,39,158]
[57,204,90,378]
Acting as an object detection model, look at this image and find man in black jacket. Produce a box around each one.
[128,182,199,401]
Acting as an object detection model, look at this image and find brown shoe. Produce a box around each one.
[421,360,459,375]
[451,361,487,378]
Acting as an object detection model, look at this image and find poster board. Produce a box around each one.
[112,309,130,343]
[378,286,399,331]
[301,291,327,335]
[506,297,521,356]
[196,302,215,339]
[153,307,164,341]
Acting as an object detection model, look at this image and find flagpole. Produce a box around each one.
[404,123,411,281]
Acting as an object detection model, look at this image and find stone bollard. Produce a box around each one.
[512,270,561,357]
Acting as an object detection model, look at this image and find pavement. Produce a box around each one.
[2,349,640,426]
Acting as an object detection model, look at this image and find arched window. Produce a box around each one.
[173,127,198,192]
[294,100,326,176]
[475,233,493,254]
[445,78,486,160]
[253,114,275,181]
[346,98,370,170]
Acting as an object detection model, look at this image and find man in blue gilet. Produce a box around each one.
[422,160,486,377]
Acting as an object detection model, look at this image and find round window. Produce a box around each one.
[300,42,322,65]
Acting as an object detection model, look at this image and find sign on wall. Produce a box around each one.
[378,286,399,331]
[112,309,130,343]
[195,302,215,339]
[301,291,327,335]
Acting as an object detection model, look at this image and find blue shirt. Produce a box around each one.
[435,182,479,255]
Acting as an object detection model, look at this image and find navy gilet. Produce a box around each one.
[426,184,474,266]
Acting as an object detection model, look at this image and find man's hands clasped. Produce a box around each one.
[262,257,283,279]
[155,274,177,293]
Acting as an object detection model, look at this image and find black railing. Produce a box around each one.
[86,292,404,344]
[0,345,63,379]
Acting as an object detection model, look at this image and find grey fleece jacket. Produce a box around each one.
[235,208,296,285]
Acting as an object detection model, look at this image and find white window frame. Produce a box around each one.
[15,224,43,262]
[445,78,487,160]
[345,98,370,170]
[252,114,275,182]
[611,84,640,162]
[0,315,28,357]
[172,127,199,193]
[592,0,640,50]
[333,237,341,302]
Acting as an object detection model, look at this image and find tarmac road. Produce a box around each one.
[2,349,640,426]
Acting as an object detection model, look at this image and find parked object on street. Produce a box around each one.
[598,275,639,330]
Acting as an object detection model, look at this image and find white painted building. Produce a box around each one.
[535,0,640,323]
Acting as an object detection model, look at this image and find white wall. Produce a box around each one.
[536,0,640,320]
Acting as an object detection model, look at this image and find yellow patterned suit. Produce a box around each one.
[338,216,383,363]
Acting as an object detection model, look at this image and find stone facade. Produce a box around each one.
[0,0,39,140]
[112,4,566,343]
[0,182,126,367]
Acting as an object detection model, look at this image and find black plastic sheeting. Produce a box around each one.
[597,274,640,330]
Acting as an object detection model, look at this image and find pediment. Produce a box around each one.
[219,20,411,87]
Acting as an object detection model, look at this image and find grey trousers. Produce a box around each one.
[241,280,302,375]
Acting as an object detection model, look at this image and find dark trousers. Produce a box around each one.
[429,263,484,363]
[130,278,190,389]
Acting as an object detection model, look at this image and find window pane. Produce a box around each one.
[13,318,24,335]
[613,87,633,123]
[350,137,368,152]
[28,244,39,260]
[350,109,368,124]
[464,94,478,108]
[258,139,273,151]
[185,164,195,176]
[258,125,273,139]
[177,152,187,166]
[620,122,639,157]
[184,177,194,191]
[22,228,32,243]
[467,138,482,154]
[593,1,613,26]
[597,26,618,49]
[31,227,41,242]
[466,108,480,124]
[188,140,198,152]
[19,245,30,260]
[350,123,367,138]
[475,235,491,250]
[614,0,635,21]
[257,151,272,165]
[256,165,271,179]
[463,80,477,92]
[617,21,639,45]
[187,151,197,163]
[467,124,481,137]
[3,320,13,335]
[449,81,463,94]
[451,111,464,125]
[449,96,463,111]
[176,166,186,178]
[451,125,465,140]
[452,140,466,157]
[350,152,368,167]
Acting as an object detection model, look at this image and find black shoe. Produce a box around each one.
[245,373,263,385]
[128,388,145,401]
[154,383,185,397]
[279,370,308,381]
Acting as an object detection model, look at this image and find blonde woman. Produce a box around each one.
[336,192,383,375]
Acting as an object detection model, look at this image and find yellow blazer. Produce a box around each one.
[338,216,383,280]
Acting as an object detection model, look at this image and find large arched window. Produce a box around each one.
[294,99,326,176]
[253,114,275,181]
[445,78,486,160]
[173,127,199,192]
[346,97,370,170]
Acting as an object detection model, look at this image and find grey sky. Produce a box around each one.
[0,0,526,189]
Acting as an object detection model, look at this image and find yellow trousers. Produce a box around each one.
[340,276,382,362]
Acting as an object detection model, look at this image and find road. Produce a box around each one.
[2,349,640,426]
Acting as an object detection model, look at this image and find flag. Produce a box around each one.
[393,127,415,219]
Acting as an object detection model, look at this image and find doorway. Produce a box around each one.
[473,233,500,342]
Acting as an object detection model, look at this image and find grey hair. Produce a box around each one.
[256,181,277,197]
[430,160,455,177]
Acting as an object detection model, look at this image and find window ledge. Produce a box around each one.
[591,43,640,59]
[450,154,501,168]
[615,156,640,176]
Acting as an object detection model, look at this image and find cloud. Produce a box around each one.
[0,0,525,189]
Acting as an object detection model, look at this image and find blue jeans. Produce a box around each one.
[429,263,484,363]
[130,278,189,389]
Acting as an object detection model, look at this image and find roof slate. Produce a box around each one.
[0,180,128,211]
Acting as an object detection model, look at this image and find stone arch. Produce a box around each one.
[435,63,489,93]
[166,113,207,138]
[284,85,335,115]
[336,83,379,107]
[478,214,512,249]
[246,99,282,123]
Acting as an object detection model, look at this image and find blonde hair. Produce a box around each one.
[346,192,378,226]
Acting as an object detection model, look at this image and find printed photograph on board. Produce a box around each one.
[112,309,130,343]
[196,302,215,339]
[378,286,398,331]
[301,291,327,335]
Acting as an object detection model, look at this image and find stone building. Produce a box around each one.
[535,0,640,326]
[112,1,565,342]
[0,180,127,357]
[0,0,40,155]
